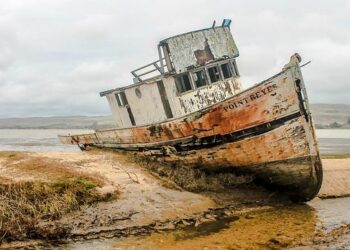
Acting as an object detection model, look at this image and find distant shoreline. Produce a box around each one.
[0,127,97,129]
[0,103,349,129]
[0,116,115,130]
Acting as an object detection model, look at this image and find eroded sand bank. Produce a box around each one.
[35,150,217,236]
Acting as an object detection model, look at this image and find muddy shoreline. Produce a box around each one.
[1,149,350,249]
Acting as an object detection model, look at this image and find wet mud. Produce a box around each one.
[59,199,350,249]
[53,197,349,250]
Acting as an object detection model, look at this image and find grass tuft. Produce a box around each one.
[0,178,118,242]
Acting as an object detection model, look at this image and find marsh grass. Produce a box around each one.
[0,151,118,242]
[0,178,117,242]
[0,152,25,164]
[0,152,19,158]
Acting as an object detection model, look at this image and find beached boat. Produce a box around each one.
[59,19,323,201]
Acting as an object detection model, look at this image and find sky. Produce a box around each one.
[0,0,349,118]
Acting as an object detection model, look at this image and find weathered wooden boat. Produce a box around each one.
[59,19,323,201]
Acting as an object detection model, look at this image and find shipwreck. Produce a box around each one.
[59,19,323,201]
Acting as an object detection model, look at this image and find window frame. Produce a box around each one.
[207,65,221,84]
[175,73,193,94]
[220,62,234,79]
[192,69,208,89]
[174,59,239,96]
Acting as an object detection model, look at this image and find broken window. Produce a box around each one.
[193,70,208,88]
[207,66,221,83]
[175,73,192,94]
[221,63,233,79]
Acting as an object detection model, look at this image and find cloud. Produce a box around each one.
[69,14,115,41]
[0,24,17,72]
[0,0,349,118]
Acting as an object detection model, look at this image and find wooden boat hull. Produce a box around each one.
[141,116,322,201]
[59,57,323,201]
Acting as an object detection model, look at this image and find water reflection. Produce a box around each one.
[66,204,318,249]
[309,197,350,232]
[0,129,92,152]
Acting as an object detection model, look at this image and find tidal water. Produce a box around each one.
[0,129,349,154]
[316,129,350,154]
[0,129,92,152]
[64,197,350,249]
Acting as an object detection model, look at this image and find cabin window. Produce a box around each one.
[221,63,233,79]
[193,70,208,88]
[135,87,142,98]
[175,73,192,94]
[115,91,128,106]
[207,66,221,83]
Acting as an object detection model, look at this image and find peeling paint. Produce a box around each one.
[164,26,239,73]
[194,39,215,65]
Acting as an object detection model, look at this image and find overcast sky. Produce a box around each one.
[0,0,349,118]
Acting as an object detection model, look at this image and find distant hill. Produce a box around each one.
[0,116,115,129]
[0,104,349,129]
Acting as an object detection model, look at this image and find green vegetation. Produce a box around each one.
[329,122,342,128]
[310,103,350,128]
[0,152,18,158]
[315,124,325,129]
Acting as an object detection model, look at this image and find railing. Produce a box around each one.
[131,57,169,83]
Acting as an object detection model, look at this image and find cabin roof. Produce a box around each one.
[159,19,231,46]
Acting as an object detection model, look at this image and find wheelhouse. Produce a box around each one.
[100,19,242,128]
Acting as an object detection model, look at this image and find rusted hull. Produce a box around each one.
[59,61,323,201]
[139,116,322,200]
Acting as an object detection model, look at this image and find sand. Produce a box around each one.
[0,149,215,237]
[318,158,350,198]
